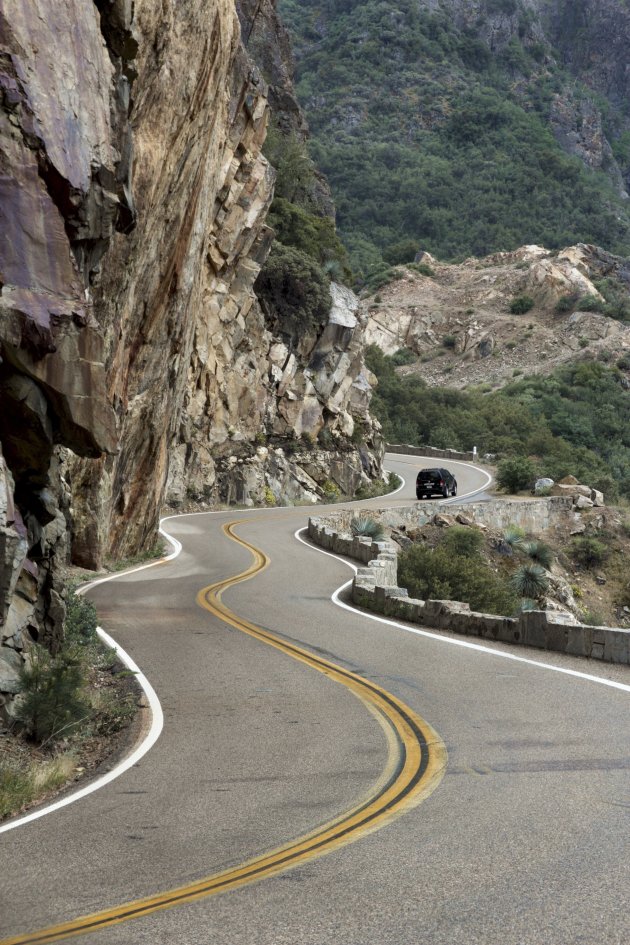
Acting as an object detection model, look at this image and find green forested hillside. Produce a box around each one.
[366,346,630,498]
[279,0,630,282]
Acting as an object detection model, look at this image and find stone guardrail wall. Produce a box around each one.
[307,516,630,666]
[386,443,478,462]
[313,496,576,539]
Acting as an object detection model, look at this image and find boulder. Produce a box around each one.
[550,483,575,497]
[574,495,594,510]
[433,514,455,527]
[535,477,554,494]
[558,475,579,485]
[455,513,475,526]
[591,489,605,507]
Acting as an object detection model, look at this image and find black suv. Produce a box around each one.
[416,467,458,499]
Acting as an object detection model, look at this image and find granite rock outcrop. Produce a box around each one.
[1,0,381,715]
[365,242,630,391]
[0,0,135,713]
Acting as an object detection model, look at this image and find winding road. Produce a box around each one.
[2,454,630,944]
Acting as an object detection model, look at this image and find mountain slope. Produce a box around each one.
[279,0,630,279]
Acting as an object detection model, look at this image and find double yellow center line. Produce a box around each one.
[2,521,446,944]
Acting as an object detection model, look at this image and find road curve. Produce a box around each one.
[1,455,630,945]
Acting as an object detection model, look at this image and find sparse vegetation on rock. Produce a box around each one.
[510,295,535,315]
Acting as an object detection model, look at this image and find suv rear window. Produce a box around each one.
[417,469,442,481]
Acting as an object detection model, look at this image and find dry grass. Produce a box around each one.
[0,753,75,820]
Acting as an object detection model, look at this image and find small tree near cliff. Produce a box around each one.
[255,242,330,342]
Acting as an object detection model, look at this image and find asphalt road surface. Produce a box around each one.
[2,454,629,945]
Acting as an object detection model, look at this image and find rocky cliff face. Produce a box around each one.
[0,0,135,703]
[0,0,382,715]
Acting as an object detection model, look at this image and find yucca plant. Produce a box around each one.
[503,525,525,548]
[521,540,553,570]
[351,516,385,541]
[510,564,549,600]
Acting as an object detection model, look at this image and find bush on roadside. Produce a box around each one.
[496,456,537,493]
[17,646,90,745]
[398,543,518,616]
[441,526,484,559]
[0,755,74,820]
[321,479,341,501]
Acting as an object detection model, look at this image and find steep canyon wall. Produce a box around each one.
[0,0,381,714]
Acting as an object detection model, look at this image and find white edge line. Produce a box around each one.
[0,627,165,835]
[293,527,630,695]
[0,541,179,835]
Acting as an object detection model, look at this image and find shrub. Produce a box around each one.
[441,526,484,559]
[581,609,606,627]
[570,536,609,568]
[576,295,605,313]
[509,564,549,599]
[579,337,589,349]
[398,543,518,616]
[266,198,351,278]
[65,593,98,644]
[413,262,436,278]
[555,293,580,314]
[593,277,630,321]
[521,540,553,569]
[351,517,385,540]
[510,295,535,315]
[383,239,419,266]
[17,646,90,745]
[263,127,315,205]
[317,427,335,448]
[255,243,330,341]
[442,334,457,349]
[321,479,341,501]
[391,347,416,366]
[496,456,536,493]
